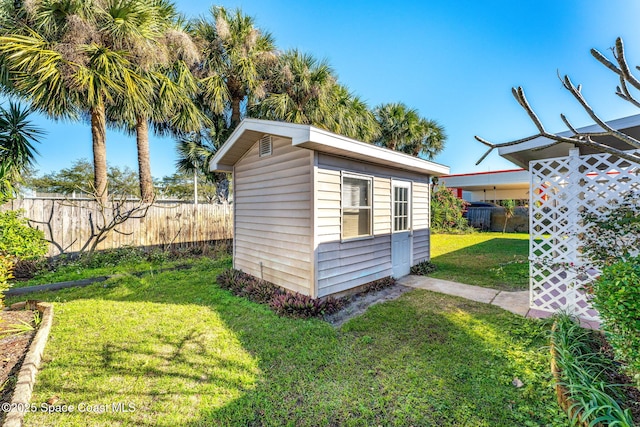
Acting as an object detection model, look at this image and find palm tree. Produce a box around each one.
[374,102,446,159]
[192,6,276,129]
[399,118,446,160]
[175,114,230,204]
[329,84,379,141]
[250,50,335,124]
[0,101,42,197]
[251,51,379,141]
[0,0,158,204]
[107,2,206,202]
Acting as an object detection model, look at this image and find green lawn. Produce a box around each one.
[7,255,566,426]
[10,246,230,288]
[429,232,529,291]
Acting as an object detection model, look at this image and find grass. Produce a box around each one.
[6,255,566,426]
[10,245,230,288]
[430,232,529,291]
[13,257,194,287]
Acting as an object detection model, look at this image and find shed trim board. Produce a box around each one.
[211,119,450,297]
[311,151,318,298]
[391,179,413,278]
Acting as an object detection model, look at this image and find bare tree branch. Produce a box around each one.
[613,37,640,91]
[560,113,579,135]
[476,37,640,166]
[512,87,548,135]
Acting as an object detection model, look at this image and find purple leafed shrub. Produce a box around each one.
[216,269,244,292]
[215,268,344,318]
[269,292,343,319]
[359,276,396,293]
[240,278,284,304]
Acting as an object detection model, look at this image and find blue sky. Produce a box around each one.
[13,0,640,178]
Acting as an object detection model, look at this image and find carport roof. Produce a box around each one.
[499,114,640,168]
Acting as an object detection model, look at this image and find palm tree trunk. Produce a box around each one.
[91,104,108,205]
[135,116,154,203]
[231,98,242,129]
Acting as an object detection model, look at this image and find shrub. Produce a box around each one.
[269,292,342,319]
[411,260,437,275]
[0,210,48,260]
[550,314,634,426]
[591,258,640,384]
[216,268,344,319]
[430,184,473,233]
[12,257,48,280]
[0,254,14,309]
[240,279,283,304]
[216,269,245,293]
[79,246,147,268]
[358,276,396,294]
[582,191,640,267]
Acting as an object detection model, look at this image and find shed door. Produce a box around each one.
[391,181,412,278]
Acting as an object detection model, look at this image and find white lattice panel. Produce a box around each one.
[529,149,640,322]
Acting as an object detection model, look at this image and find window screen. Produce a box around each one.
[342,176,372,239]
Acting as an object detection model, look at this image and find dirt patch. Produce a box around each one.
[325,284,413,327]
[0,310,36,415]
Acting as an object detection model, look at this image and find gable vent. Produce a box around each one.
[258,135,272,157]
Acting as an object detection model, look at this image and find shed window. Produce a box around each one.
[342,176,372,239]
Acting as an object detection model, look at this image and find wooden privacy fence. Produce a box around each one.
[1,198,233,257]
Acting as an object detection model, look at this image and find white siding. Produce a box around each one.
[234,136,313,295]
[315,168,393,296]
[314,154,431,296]
[374,178,391,235]
[316,169,341,243]
[413,182,431,263]
[317,236,392,297]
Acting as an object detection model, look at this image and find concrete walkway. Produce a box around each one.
[397,275,530,317]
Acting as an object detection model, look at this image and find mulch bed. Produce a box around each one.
[0,309,37,424]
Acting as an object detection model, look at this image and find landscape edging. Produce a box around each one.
[2,302,54,427]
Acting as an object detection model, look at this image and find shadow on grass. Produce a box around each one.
[430,238,529,291]
[189,291,562,426]
[10,257,563,426]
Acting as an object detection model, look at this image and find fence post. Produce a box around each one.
[566,148,581,315]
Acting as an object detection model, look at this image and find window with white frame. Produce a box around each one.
[393,185,410,231]
[342,175,372,239]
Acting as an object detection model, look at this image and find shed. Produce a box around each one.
[210,119,450,297]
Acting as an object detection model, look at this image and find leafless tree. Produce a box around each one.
[475,37,640,165]
[74,187,154,256]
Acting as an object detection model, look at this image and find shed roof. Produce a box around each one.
[499,114,640,168]
[209,119,450,176]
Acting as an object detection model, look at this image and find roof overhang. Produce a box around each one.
[441,169,528,191]
[210,119,450,176]
[498,114,640,168]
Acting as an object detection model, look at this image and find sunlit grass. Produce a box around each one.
[430,232,529,290]
[7,254,565,426]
